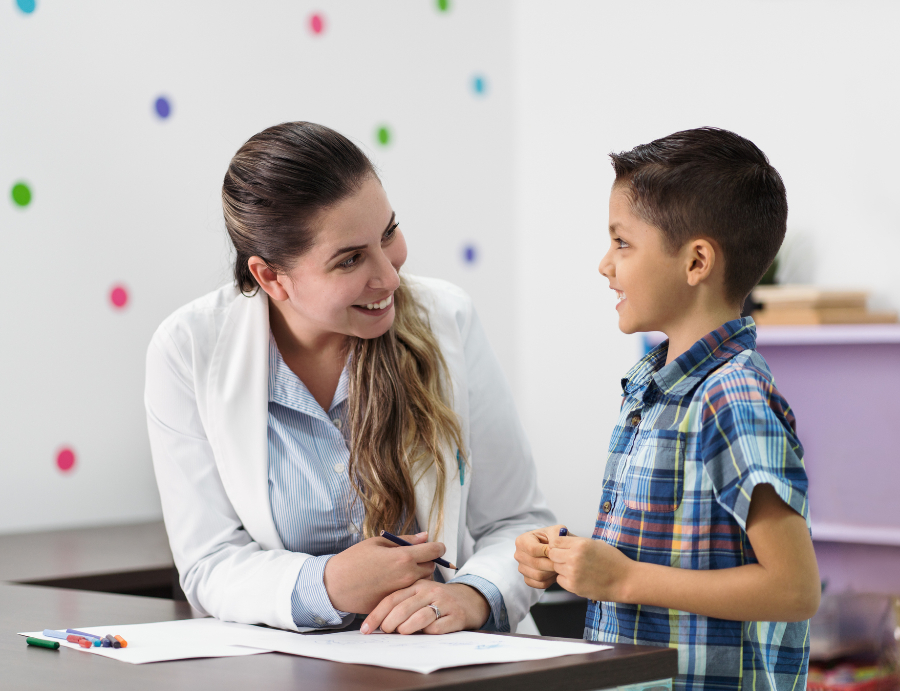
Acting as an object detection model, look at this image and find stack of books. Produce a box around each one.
[751,285,898,326]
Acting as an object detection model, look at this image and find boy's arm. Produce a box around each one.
[547,483,820,622]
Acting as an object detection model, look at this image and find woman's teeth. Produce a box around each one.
[364,294,393,310]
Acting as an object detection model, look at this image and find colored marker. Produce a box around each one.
[379,531,458,570]
[559,527,568,537]
[42,629,70,641]
[114,635,128,648]
[105,634,121,649]
[101,638,111,647]
[66,629,101,646]
[26,637,60,650]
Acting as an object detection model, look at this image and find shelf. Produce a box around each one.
[644,323,900,347]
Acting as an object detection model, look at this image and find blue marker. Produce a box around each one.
[42,629,70,641]
[559,527,568,537]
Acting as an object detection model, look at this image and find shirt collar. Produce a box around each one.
[268,332,350,417]
[622,317,757,400]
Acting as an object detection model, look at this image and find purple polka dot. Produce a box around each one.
[463,244,477,264]
[155,96,171,119]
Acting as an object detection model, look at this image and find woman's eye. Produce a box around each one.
[338,253,361,269]
[383,222,399,241]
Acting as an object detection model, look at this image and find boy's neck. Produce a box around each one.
[662,303,743,366]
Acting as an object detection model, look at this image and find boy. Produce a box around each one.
[515,128,820,691]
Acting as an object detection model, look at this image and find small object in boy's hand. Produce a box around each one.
[114,635,128,648]
[26,637,60,650]
[559,527,568,537]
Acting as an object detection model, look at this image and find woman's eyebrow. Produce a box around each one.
[327,211,396,262]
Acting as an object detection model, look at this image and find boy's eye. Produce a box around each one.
[616,238,630,249]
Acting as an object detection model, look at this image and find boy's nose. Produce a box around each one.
[598,250,615,279]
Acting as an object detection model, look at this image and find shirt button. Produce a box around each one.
[333,463,345,474]
[602,501,612,513]
[314,616,326,626]
[348,525,359,535]
[631,415,640,426]
[332,418,342,430]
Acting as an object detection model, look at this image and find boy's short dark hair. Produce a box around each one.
[610,127,788,305]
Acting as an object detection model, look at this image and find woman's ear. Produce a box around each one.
[684,239,716,288]
[247,256,290,301]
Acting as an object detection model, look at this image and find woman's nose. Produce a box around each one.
[371,250,401,291]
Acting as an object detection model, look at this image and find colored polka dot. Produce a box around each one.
[16,0,36,14]
[11,182,31,207]
[154,96,171,119]
[472,75,487,95]
[376,126,391,146]
[310,13,324,34]
[56,448,76,472]
[110,285,129,309]
[462,244,477,264]
[436,0,450,12]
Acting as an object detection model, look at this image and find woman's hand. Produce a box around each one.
[323,532,446,614]
[514,524,570,589]
[360,580,491,635]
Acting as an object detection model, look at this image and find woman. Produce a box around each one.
[145,122,553,635]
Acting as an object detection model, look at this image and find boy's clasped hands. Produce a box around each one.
[514,525,633,603]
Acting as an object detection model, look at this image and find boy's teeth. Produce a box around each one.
[616,291,625,302]
[365,294,393,310]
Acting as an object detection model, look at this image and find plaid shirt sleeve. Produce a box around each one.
[697,357,810,530]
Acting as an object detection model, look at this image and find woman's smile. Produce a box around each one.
[352,292,394,316]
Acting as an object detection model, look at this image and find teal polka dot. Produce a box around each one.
[16,0,36,14]
[11,182,32,207]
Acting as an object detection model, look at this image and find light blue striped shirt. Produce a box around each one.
[266,334,508,631]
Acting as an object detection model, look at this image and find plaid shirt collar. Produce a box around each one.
[622,317,758,401]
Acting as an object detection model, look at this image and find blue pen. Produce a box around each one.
[380,531,458,570]
[559,527,568,537]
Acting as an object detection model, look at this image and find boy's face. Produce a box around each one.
[599,186,692,334]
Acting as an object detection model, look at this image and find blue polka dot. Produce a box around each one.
[472,75,487,95]
[462,244,477,264]
[155,96,172,119]
[16,0,36,14]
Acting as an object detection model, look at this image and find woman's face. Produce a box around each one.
[271,176,407,343]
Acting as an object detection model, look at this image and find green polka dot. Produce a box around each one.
[11,182,32,207]
[436,0,450,11]
[376,126,391,146]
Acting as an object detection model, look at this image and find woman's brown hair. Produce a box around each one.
[222,121,465,539]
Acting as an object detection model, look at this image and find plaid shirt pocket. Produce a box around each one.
[622,430,685,512]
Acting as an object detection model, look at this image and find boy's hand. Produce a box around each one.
[547,535,633,602]
[514,525,570,589]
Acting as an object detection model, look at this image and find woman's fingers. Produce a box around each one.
[381,587,435,633]
[395,604,443,635]
[362,586,414,633]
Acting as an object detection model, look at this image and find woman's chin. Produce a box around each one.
[350,308,396,340]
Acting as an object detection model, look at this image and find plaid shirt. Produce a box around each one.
[585,318,811,691]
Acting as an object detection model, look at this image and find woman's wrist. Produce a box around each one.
[446,583,491,629]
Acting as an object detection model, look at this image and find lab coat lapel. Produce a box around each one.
[207,291,284,550]
[415,442,461,582]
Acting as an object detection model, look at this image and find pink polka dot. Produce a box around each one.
[56,448,76,472]
[110,285,128,309]
[310,13,324,34]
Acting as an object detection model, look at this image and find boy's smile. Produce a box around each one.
[599,186,690,335]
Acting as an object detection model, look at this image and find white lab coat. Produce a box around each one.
[145,274,554,632]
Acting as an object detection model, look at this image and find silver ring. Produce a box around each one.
[428,604,441,620]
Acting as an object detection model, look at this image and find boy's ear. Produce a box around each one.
[684,239,717,288]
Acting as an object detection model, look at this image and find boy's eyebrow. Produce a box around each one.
[327,211,396,262]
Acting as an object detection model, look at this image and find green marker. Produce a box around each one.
[26,637,59,650]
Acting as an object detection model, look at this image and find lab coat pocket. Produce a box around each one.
[623,430,685,513]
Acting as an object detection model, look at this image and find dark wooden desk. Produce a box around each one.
[1,583,677,691]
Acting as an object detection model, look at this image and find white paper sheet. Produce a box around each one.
[20,619,609,672]
[236,630,610,674]
[19,618,286,664]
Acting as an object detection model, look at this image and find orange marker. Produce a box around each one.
[114,635,127,648]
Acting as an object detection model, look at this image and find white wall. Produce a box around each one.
[0,0,516,533]
[514,0,900,537]
[3,1,899,537]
